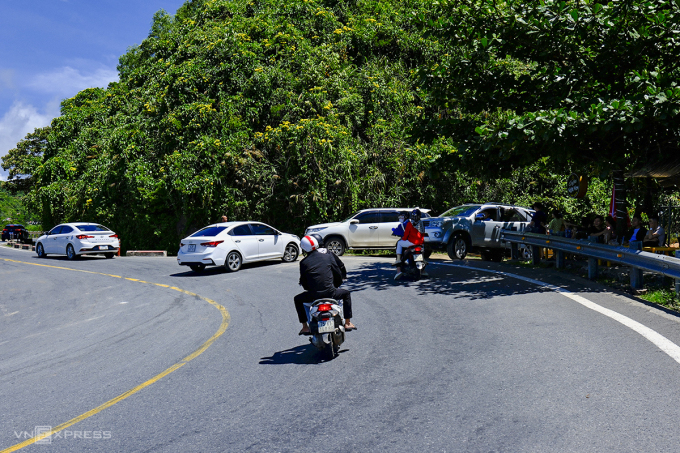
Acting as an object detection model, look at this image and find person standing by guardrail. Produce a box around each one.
[527,202,547,234]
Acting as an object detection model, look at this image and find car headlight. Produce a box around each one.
[306,227,327,234]
[430,221,443,228]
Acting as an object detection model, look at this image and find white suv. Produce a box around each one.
[304,208,430,256]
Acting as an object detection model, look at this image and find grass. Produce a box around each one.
[638,287,680,311]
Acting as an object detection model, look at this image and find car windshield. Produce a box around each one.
[440,205,481,218]
[190,226,227,237]
[76,224,111,232]
[341,212,360,222]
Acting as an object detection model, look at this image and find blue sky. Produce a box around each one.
[0,0,187,180]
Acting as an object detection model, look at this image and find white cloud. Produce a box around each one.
[26,65,118,99]
[0,99,60,159]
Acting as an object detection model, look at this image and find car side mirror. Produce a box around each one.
[475,213,485,221]
[350,219,359,224]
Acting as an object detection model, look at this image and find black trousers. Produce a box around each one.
[294,288,352,323]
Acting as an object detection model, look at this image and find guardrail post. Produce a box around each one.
[531,245,541,265]
[629,241,644,290]
[676,251,680,298]
[510,242,519,260]
[588,257,598,279]
[555,250,565,269]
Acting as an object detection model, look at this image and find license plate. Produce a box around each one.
[99,245,109,250]
[188,244,196,252]
[414,254,423,261]
[317,319,335,333]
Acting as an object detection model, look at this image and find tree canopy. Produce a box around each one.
[416,0,680,178]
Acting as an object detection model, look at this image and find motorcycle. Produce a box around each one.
[304,299,346,360]
[399,244,427,280]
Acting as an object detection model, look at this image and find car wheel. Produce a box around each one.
[282,243,299,262]
[225,251,242,272]
[518,244,533,261]
[325,236,345,256]
[66,244,78,260]
[447,234,469,260]
[189,264,206,272]
[36,243,47,258]
[104,253,115,259]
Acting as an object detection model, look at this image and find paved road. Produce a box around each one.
[2,245,680,452]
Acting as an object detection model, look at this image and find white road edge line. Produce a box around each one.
[436,262,680,365]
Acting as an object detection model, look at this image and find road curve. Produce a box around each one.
[2,245,680,452]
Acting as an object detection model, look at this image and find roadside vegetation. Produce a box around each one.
[2,0,679,253]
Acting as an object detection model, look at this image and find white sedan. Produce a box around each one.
[177,221,301,272]
[35,223,120,260]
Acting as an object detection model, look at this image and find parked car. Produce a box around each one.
[423,203,534,261]
[177,221,301,273]
[2,224,29,242]
[35,223,120,260]
[304,208,431,256]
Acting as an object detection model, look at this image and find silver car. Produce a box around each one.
[423,203,534,261]
[304,208,430,256]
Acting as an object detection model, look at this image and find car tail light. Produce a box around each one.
[76,235,94,239]
[200,240,224,247]
[317,303,333,312]
[110,234,119,239]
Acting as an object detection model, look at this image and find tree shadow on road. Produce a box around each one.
[259,344,349,365]
[341,258,607,301]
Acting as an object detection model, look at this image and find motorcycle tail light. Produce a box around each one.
[76,235,94,239]
[317,303,333,312]
[414,247,422,252]
[200,240,224,247]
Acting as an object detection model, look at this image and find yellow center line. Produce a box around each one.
[0,257,231,452]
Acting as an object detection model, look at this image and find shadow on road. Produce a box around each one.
[170,259,288,277]
[341,258,629,302]
[259,344,349,365]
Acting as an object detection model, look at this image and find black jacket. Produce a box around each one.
[299,249,347,293]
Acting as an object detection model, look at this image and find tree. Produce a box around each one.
[416,0,680,233]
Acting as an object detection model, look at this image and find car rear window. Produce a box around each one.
[76,224,111,232]
[191,226,227,237]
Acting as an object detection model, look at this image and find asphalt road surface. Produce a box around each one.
[3,244,680,452]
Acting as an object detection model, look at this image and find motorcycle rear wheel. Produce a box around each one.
[324,337,335,360]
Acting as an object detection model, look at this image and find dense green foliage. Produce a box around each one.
[416,0,680,178]
[3,0,679,252]
[0,187,40,228]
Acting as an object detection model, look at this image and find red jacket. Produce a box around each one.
[402,221,424,245]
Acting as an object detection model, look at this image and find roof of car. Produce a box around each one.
[356,208,431,213]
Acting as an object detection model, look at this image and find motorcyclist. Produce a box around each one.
[394,209,425,280]
[294,234,356,335]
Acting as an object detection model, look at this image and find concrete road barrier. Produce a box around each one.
[126,250,167,257]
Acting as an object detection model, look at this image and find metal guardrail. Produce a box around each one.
[501,230,680,293]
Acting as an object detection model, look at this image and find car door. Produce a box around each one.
[500,208,529,232]
[471,207,503,247]
[250,223,281,259]
[44,225,63,253]
[378,210,402,247]
[347,211,380,247]
[54,225,74,254]
[228,224,259,261]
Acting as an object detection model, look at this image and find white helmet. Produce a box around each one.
[300,235,320,253]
